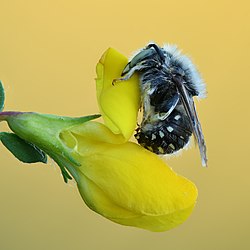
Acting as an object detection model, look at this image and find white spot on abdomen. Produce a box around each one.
[169,143,175,150]
[167,126,174,132]
[159,131,165,138]
[158,147,164,154]
[174,115,181,120]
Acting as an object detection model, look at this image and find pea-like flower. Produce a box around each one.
[60,121,198,232]
[0,48,198,232]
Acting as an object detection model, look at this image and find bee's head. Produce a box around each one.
[121,43,165,76]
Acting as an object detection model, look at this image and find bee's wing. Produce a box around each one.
[155,92,180,120]
[173,75,208,167]
[164,93,180,117]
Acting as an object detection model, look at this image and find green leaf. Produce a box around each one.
[0,132,47,164]
[0,81,5,112]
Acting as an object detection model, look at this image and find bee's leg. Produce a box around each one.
[112,64,144,85]
[139,103,142,112]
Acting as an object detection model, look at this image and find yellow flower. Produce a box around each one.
[1,48,198,232]
[60,121,197,232]
[60,48,198,232]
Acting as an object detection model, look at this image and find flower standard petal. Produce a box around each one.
[96,48,140,141]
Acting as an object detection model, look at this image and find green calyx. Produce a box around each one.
[1,112,100,182]
[0,81,101,182]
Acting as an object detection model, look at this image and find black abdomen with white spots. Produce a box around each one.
[135,108,192,155]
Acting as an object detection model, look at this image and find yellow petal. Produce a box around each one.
[96,48,140,141]
[61,122,198,232]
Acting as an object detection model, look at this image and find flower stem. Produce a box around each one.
[0,111,23,122]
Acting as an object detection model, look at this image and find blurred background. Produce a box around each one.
[0,0,249,249]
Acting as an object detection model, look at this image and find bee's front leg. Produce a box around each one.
[112,76,129,85]
[112,64,145,85]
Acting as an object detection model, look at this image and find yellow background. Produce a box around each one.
[0,0,249,249]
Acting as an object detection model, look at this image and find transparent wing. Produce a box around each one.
[173,75,208,167]
[162,93,180,118]
[150,89,180,120]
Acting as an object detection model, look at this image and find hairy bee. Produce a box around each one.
[114,43,207,167]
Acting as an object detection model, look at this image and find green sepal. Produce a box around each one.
[4,112,101,183]
[0,132,47,164]
[50,153,73,183]
[0,81,5,112]
[6,112,101,167]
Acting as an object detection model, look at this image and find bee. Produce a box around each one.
[113,43,207,167]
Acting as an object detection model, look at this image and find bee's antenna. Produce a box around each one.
[147,44,165,62]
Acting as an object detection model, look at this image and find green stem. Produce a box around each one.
[0,111,23,122]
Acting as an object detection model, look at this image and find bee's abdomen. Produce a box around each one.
[135,110,192,154]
